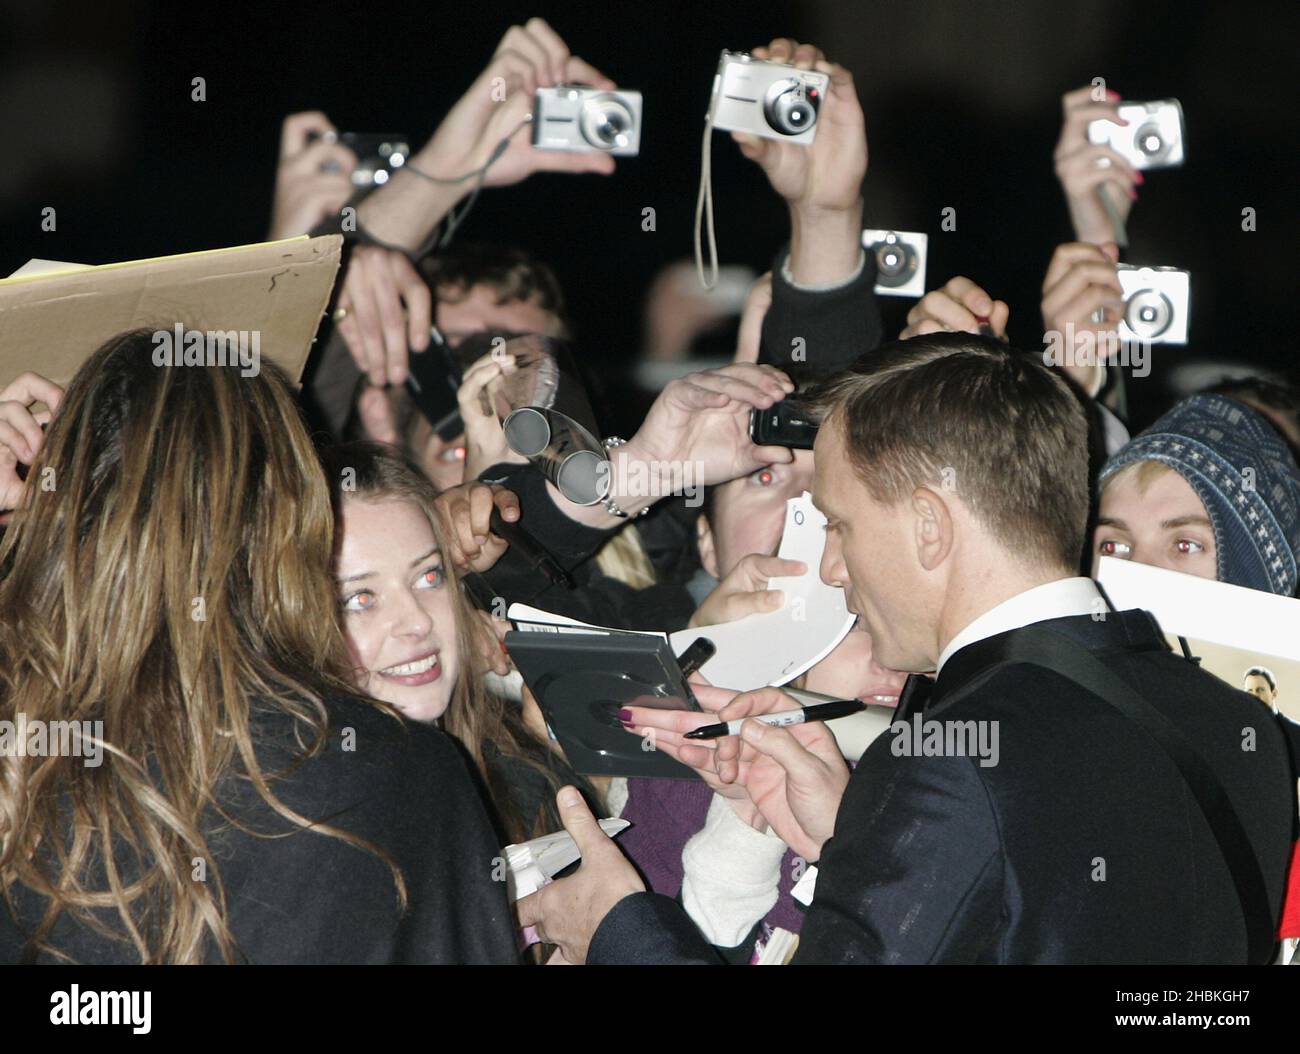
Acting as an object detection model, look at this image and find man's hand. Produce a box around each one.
[623,363,795,488]
[620,684,766,829]
[621,683,850,857]
[554,363,795,527]
[1054,86,1141,247]
[734,39,867,285]
[900,276,1009,341]
[516,787,645,964]
[418,18,617,191]
[433,481,521,572]
[1040,241,1125,395]
[688,553,806,628]
[710,686,850,861]
[0,372,62,517]
[268,112,357,240]
[335,245,433,387]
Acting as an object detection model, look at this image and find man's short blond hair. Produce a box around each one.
[806,334,1091,571]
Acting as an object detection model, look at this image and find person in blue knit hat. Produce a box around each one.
[1093,393,1300,596]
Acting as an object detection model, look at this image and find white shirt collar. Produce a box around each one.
[935,577,1104,673]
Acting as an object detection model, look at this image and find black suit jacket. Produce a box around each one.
[589,610,1297,964]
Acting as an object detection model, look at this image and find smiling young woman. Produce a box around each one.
[318,441,597,847]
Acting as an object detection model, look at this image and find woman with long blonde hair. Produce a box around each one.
[0,330,516,964]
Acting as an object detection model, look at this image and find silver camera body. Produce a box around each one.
[533,86,642,156]
[1088,99,1185,170]
[1113,264,1190,344]
[862,229,928,298]
[707,50,829,145]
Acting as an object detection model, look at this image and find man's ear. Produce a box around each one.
[911,486,954,572]
[696,515,720,579]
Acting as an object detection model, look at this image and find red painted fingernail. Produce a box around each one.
[1106,89,1120,100]
[618,708,633,722]
[1134,171,1145,185]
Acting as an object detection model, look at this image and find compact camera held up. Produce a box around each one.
[1097,264,1191,345]
[1088,99,1185,170]
[533,86,642,156]
[1115,265,1190,344]
[706,50,829,144]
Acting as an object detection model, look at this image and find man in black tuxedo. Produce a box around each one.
[519,334,1297,964]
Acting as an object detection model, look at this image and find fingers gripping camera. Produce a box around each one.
[706,50,829,144]
[533,86,642,155]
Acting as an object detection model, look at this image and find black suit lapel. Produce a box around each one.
[928,609,1171,716]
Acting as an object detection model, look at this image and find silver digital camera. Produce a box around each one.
[533,86,642,156]
[1112,264,1191,344]
[706,50,829,145]
[862,229,928,298]
[1087,99,1185,170]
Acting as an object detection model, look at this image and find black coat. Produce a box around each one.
[1,695,519,964]
[588,610,1297,964]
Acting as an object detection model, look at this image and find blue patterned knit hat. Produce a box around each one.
[1099,394,1300,596]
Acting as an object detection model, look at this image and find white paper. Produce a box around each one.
[504,818,631,901]
[1096,556,1300,659]
[507,603,666,640]
[668,492,855,691]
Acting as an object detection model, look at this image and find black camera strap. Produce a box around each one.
[976,624,1276,964]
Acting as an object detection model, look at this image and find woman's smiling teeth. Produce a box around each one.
[381,653,440,677]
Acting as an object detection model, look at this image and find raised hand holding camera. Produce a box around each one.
[698,39,868,289]
[354,18,616,253]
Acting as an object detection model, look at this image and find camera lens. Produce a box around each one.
[503,408,552,458]
[763,77,820,136]
[872,236,917,288]
[1134,121,1169,163]
[557,449,607,506]
[580,95,634,151]
[1124,289,1174,340]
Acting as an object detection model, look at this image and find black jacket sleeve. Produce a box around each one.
[474,462,699,631]
[795,738,1003,964]
[587,893,722,965]
[758,245,885,373]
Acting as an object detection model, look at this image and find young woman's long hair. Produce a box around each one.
[0,330,403,963]
[320,441,571,844]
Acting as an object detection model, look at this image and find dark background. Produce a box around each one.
[2,0,1296,431]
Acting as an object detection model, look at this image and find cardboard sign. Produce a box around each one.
[0,235,343,400]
